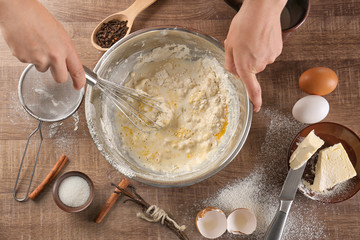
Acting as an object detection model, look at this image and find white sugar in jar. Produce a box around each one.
[58,175,91,207]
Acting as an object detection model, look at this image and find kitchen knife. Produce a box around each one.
[264,163,306,240]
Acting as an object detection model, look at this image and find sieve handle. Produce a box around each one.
[83,65,98,86]
[13,121,43,202]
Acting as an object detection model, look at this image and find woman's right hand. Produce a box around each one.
[224,0,286,112]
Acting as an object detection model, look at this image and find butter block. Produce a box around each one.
[289,130,324,170]
[311,143,357,192]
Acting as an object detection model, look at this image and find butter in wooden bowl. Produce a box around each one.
[288,122,360,203]
[311,143,357,192]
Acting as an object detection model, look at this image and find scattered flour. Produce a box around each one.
[300,177,357,202]
[48,122,64,138]
[201,108,327,239]
[45,111,82,154]
[7,91,31,123]
[203,170,274,238]
[72,111,79,131]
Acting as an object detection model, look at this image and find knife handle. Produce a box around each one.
[264,200,292,240]
[264,210,287,240]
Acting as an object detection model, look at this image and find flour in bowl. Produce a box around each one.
[115,44,237,173]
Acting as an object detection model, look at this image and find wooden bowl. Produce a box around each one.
[288,122,360,203]
[224,0,311,41]
[53,171,95,213]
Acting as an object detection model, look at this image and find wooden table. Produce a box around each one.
[1,0,360,239]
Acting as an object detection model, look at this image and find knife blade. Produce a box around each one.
[264,163,306,240]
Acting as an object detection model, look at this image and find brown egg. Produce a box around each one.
[299,67,338,95]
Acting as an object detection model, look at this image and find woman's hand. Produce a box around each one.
[225,0,286,112]
[0,0,85,89]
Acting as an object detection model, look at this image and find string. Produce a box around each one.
[137,205,186,231]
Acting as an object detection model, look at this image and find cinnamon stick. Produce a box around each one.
[94,178,130,223]
[29,154,68,200]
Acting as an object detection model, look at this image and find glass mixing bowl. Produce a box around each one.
[85,27,252,187]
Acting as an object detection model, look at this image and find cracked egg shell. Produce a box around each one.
[227,208,257,235]
[196,207,227,239]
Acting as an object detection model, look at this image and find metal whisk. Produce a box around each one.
[84,66,170,132]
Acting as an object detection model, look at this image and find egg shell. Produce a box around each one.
[227,208,257,235]
[196,207,227,239]
[299,67,338,96]
[292,95,329,124]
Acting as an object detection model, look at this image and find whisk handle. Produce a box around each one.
[83,65,98,86]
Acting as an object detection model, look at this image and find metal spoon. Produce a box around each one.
[91,0,157,51]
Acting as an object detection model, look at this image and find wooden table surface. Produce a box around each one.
[1,0,360,239]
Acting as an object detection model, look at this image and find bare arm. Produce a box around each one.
[0,0,85,89]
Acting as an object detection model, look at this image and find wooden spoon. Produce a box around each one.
[91,0,157,51]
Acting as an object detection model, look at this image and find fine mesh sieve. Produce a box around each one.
[13,64,84,202]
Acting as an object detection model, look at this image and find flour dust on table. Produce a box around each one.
[202,108,327,239]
